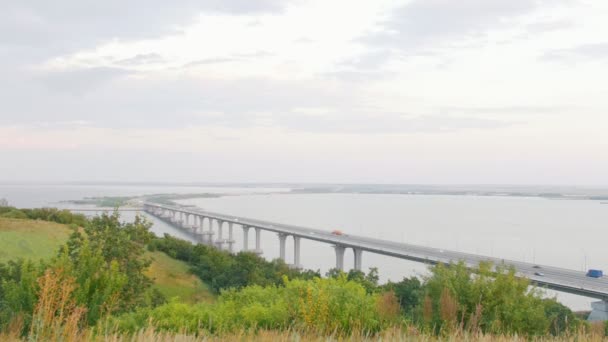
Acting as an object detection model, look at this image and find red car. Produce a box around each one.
[332,229,344,236]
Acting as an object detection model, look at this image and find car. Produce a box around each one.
[533,265,541,269]
[534,272,544,276]
[586,269,603,278]
[332,229,344,236]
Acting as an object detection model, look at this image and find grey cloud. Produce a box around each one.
[541,43,608,62]
[0,70,355,129]
[0,1,289,62]
[1,66,512,134]
[361,0,540,51]
[37,67,132,95]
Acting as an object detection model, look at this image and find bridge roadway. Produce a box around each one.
[143,202,608,301]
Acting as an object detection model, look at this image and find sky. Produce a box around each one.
[1,0,607,185]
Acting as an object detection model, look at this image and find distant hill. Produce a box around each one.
[0,217,211,303]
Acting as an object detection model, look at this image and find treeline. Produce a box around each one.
[0,206,87,227]
[148,235,320,293]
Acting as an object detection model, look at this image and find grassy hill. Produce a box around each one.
[0,217,212,303]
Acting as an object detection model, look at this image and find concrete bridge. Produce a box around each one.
[142,202,608,320]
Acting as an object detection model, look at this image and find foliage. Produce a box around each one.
[148,235,320,293]
[28,267,87,341]
[64,213,155,315]
[421,261,580,336]
[0,259,44,332]
[326,268,381,294]
[112,276,396,336]
[0,206,86,226]
[0,212,157,334]
[382,276,423,317]
[1,209,29,219]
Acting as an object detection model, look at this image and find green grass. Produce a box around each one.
[0,218,71,262]
[0,217,212,303]
[145,251,214,303]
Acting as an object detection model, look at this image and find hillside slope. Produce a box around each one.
[0,217,211,303]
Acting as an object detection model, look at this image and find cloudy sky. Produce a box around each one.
[1,0,607,184]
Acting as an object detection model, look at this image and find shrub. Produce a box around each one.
[1,209,28,219]
[112,276,393,336]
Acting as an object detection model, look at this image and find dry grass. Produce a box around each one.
[3,326,606,342]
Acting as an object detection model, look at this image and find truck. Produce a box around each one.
[586,269,603,278]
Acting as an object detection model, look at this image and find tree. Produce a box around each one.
[0,198,8,207]
[382,276,422,317]
[65,212,154,313]
[423,261,553,336]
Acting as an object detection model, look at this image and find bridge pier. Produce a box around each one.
[334,245,345,271]
[293,236,301,269]
[242,226,250,251]
[227,222,235,253]
[588,300,608,321]
[201,217,214,245]
[215,220,224,250]
[198,216,205,239]
[278,233,287,262]
[354,248,363,271]
[254,227,263,255]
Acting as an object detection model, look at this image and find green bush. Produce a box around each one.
[421,261,580,336]
[112,276,395,335]
[1,209,29,219]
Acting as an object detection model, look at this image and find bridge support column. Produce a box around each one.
[588,300,608,321]
[293,236,301,269]
[216,220,224,250]
[354,248,363,271]
[334,245,345,271]
[202,217,214,245]
[227,223,235,253]
[194,216,201,235]
[242,226,249,251]
[278,233,287,262]
[254,227,262,255]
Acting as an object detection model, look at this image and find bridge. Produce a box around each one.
[142,202,608,321]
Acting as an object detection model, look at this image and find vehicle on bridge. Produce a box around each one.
[587,269,604,278]
[332,229,344,236]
